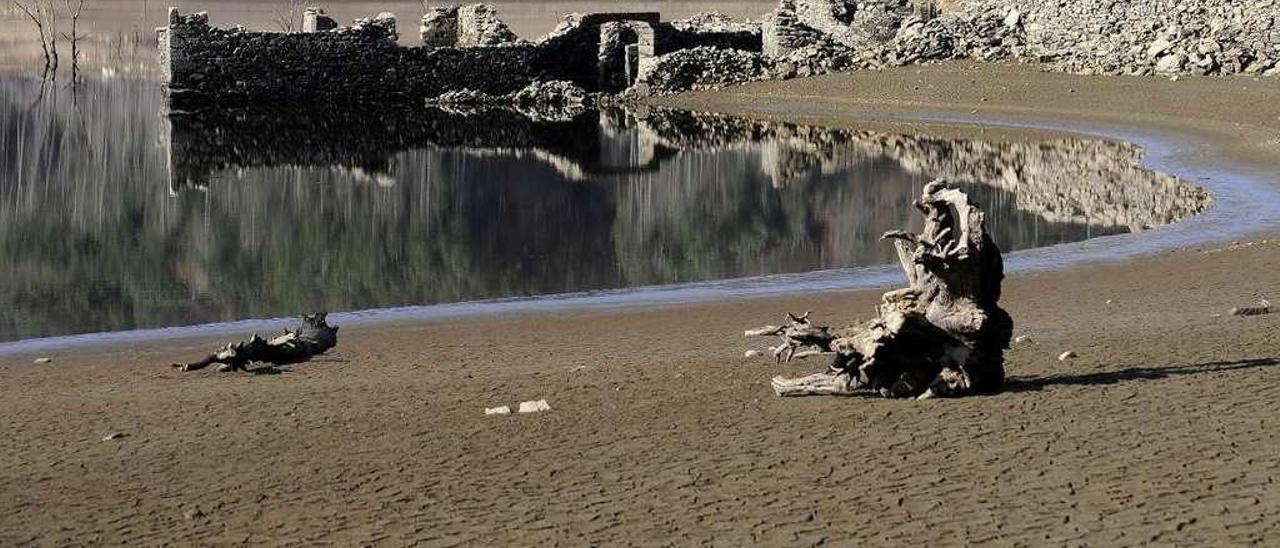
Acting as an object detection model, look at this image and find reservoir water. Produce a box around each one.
[0,75,1209,341]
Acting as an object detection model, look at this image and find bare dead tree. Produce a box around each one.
[271,0,303,32]
[60,0,86,81]
[13,0,55,75]
[44,0,58,73]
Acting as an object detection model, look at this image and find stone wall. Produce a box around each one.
[159,9,543,108]
[655,14,763,56]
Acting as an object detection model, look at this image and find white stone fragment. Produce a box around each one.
[744,350,762,358]
[484,406,511,416]
[517,400,551,413]
[1014,335,1033,344]
[1058,351,1078,361]
[33,357,52,364]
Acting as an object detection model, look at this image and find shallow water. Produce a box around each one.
[0,74,1209,342]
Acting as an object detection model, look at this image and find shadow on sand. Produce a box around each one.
[1006,357,1280,392]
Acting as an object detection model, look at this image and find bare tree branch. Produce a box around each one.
[271,0,303,32]
[60,0,85,82]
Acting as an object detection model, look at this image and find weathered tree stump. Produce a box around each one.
[750,179,1013,399]
[173,313,339,372]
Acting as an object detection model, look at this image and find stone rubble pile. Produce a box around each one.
[351,12,399,40]
[635,0,1278,95]
[971,0,1280,76]
[668,12,760,36]
[767,0,1280,78]
[638,46,772,94]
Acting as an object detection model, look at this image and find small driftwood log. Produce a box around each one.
[748,179,1013,399]
[173,313,339,372]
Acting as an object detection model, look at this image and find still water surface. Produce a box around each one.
[0,75,1206,341]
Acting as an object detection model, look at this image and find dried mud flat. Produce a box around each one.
[4,64,1280,545]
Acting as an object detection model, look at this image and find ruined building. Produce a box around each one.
[157,4,761,108]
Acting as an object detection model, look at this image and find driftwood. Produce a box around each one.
[173,313,338,372]
[1230,299,1271,317]
[749,179,1013,399]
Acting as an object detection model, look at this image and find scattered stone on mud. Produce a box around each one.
[101,432,126,441]
[745,350,763,358]
[33,357,52,364]
[1014,335,1033,345]
[1058,351,1079,361]
[517,400,552,413]
[183,506,205,520]
[484,406,511,416]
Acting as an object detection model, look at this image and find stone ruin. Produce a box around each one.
[420,4,518,47]
[157,3,763,109]
[157,1,1277,109]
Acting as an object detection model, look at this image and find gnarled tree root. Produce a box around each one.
[749,179,1013,399]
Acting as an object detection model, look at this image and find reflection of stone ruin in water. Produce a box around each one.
[166,104,1209,234]
[754,180,1013,399]
[163,105,678,190]
[637,109,1211,233]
